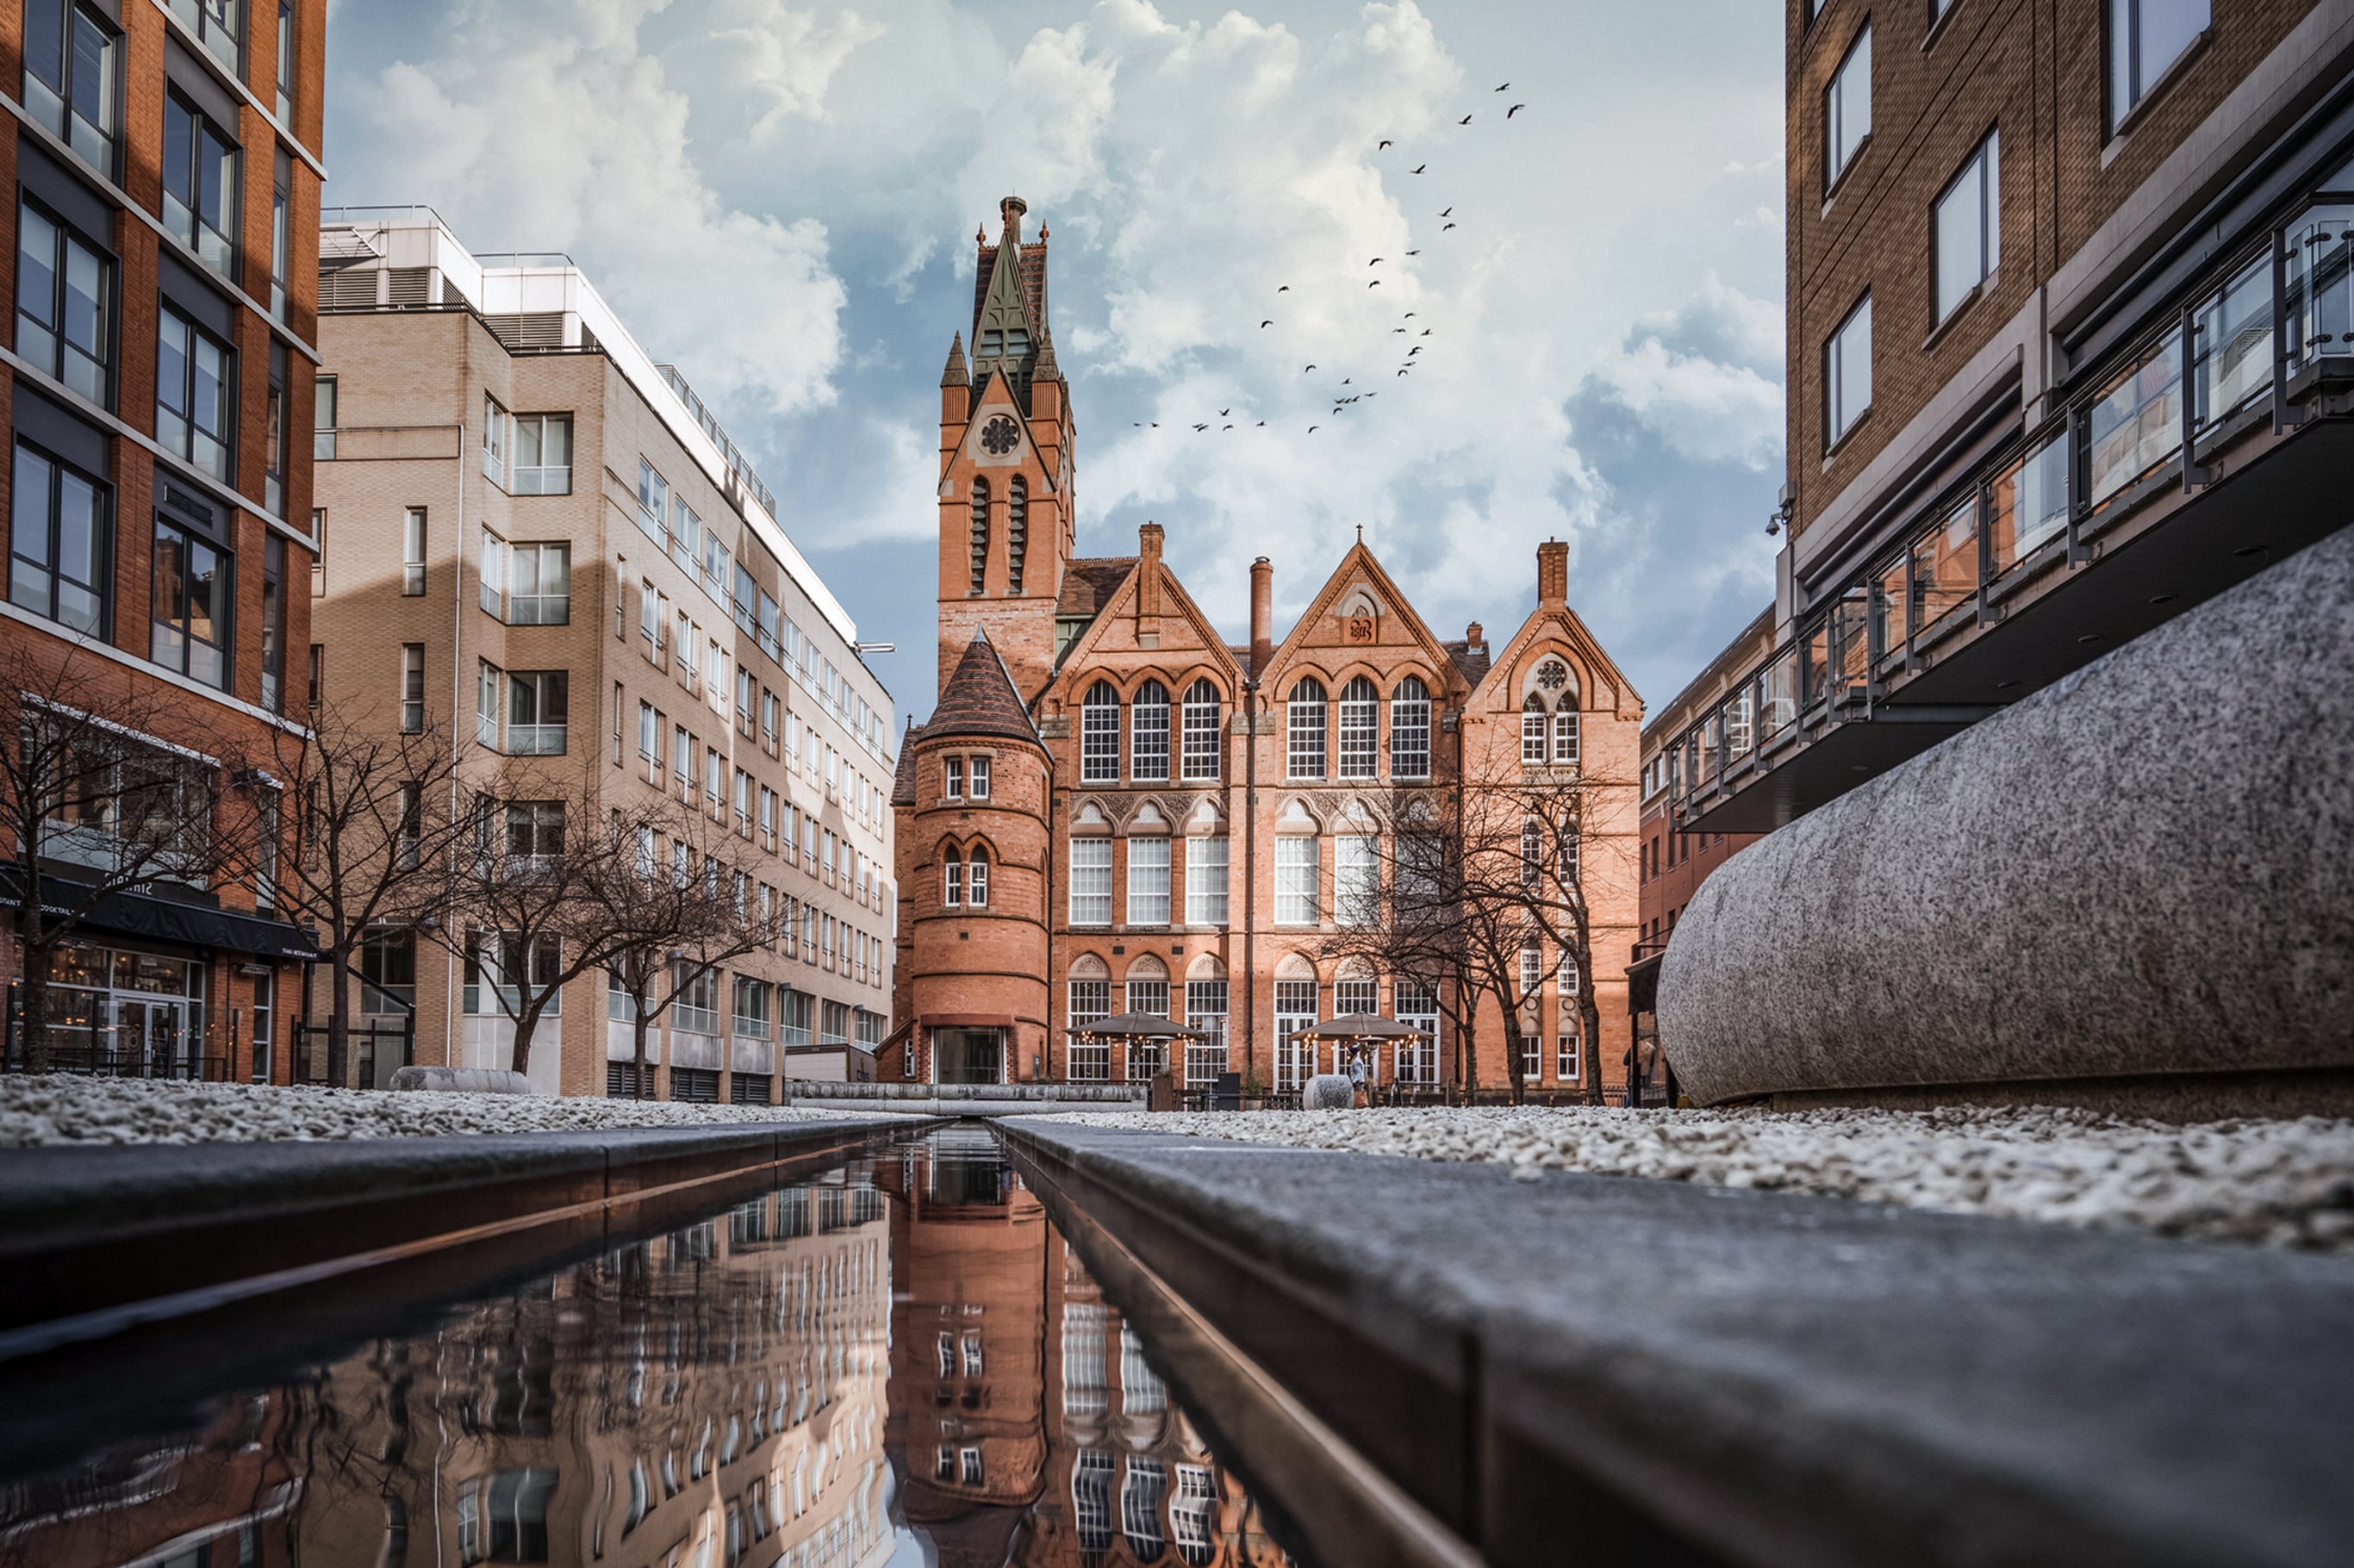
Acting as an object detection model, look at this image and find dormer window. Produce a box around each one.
[1006,329,1031,358]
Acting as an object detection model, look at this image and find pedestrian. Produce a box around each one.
[1348,1043,1369,1109]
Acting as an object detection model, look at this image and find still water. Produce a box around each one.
[0,1128,1299,1568]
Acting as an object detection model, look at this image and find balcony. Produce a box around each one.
[1669,194,2354,835]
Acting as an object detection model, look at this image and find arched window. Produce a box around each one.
[1337,677,1378,778]
[1068,955,1112,1080]
[1558,828,1579,890]
[1080,681,1120,782]
[1286,678,1327,780]
[1553,704,1580,767]
[942,849,963,908]
[1522,694,1548,764]
[1390,676,1430,779]
[1006,476,1027,593]
[968,479,990,594]
[1180,679,1221,781]
[1520,819,1541,887]
[968,845,990,909]
[1131,679,1170,781]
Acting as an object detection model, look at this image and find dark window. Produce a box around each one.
[1934,131,2000,324]
[265,341,287,515]
[2109,0,2209,133]
[151,516,230,688]
[157,304,233,481]
[260,536,283,712]
[16,199,110,405]
[9,439,108,635]
[1825,293,1872,447]
[1825,24,1871,190]
[968,478,989,594]
[270,146,290,320]
[22,0,119,176]
[162,88,240,277]
[166,0,244,74]
[275,0,295,119]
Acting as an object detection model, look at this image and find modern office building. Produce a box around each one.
[1,0,326,1080]
[1665,0,2354,834]
[892,199,1642,1099]
[309,208,894,1099]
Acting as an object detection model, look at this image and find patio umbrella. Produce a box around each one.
[1298,1013,1425,1041]
[1068,1012,1214,1039]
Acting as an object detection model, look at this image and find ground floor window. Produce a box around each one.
[1522,1030,1541,1082]
[12,939,210,1074]
[1183,980,1226,1086]
[1274,979,1316,1091]
[1394,981,1439,1086]
[1557,1019,1580,1081]
[670,1066,720,1102]
[1068,975,1110,1080]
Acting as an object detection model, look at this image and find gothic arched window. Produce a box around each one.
[1286,678,1327,780]
[1081,681,1121,782]
[968,479,990,595]
[1553,704,1580,767]
[1390,676,1431,779]
[1336,677,1378,778]
[1180,679,1222,781]
[1522,694,1548,764]
[1131,680,1170,781]
[942,849,963,908]
[1006,476,1028,594]
[968,845,990,909]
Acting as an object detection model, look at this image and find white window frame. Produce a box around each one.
[1069,837,1112,925]
[1185,834,1229,926]
[1180,680,1221,781]
[1126,837,1171,926]
[1130,681,1170,781]
[1274,836,1318,925]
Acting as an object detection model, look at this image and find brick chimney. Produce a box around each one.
[1537,538,1568,607]
[1250,557,1274,675]
[1000,196,1027,242]
[1137,522,1164,639]
[1466,619,1485,650]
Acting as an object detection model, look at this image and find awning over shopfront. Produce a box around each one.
[0,865,317,961]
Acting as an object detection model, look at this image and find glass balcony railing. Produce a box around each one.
[1666,192,2352,826]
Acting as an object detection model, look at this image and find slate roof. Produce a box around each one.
[926,630,1042,746]
[970,241,1049,344]
[1055,557,1136,618]
[1442,638,1492,687]
[890,724,925,806]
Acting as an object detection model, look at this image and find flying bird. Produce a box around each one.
[1495,82,1510,91]
[1278,285,1291,292]
[1439,206,1454,217]
[1443,221,1457,231]
[1458,114,1472,125]
[1224,424,1234,430]
[1397,369,1410,377]
[1309,425,1320,432]
[1420,329,1432,336]
[1304,364,1317,372]
[1151,422,1160,427]
[1261,320,1273,328]
[1508,103,1526,118]
[1342,378,1352,384]
[1220,408,1231,417]
[1405,250,1420,256]
[1408,346,1423,355]
[1193,423,1209,432]
[1256,420,1267,427]
[1369,279,1381,288]
[1379,139,1393,149]
[1411,164,1428,174]
[1392,327,1407,333]
[1368,258,1382,266]
[1404,312,1417,318]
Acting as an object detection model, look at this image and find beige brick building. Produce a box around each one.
[310,209,894,1099]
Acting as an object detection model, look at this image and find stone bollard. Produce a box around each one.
[1304,1074,1354,1111]
[389,1067,536,1095]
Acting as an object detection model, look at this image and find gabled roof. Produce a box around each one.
[926,629,1044,747]
[1055,557,1136,618]
[970,241,1048,345]
[1044,545,1245,709]
[936,371,1061,497]
[1473,600,1645,715]
[1260,540,1470,695]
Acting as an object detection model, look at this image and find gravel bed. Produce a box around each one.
[1046,1105,2354,1252]
[0,1074,921,1148]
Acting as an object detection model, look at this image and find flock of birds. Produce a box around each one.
[1133,84,1530,438]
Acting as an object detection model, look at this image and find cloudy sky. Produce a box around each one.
[322,0,1786,725]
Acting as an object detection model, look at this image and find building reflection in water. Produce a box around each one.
[0,1130,1294,1568]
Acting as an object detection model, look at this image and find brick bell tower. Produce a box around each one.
[937,196,1075,702]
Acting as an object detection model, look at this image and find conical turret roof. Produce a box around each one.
[926,629,1042,746]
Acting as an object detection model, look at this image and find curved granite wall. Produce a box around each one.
[1659,525,2354,1107]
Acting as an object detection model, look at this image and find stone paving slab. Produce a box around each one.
[1001,1120,2354,1568]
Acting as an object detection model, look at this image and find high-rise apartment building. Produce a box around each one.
[1,0,326,1081]
[1665,0,2354,834]
[310,209,894,1100]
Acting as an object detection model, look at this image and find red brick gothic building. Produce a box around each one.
[891,198,1641,1098]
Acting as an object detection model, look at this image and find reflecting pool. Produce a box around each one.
[0,1127,1299,1568]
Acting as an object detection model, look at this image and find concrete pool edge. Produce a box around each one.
[997,1118,2354,1568]
[0,1115,943,1344]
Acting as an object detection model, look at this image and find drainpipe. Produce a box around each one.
[445,417,464,1078]
[1241,671,1260,1086]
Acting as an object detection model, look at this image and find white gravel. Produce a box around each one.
[1047,1105,2354,1252]
[0,1074,920,1148]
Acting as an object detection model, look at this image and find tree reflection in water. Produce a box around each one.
[0,1129,1299,1568]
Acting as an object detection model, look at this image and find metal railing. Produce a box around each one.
[1665,192,2354,825]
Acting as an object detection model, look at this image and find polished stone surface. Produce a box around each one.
[1660,524,2354,1106]
[1003,1118,2354,1568]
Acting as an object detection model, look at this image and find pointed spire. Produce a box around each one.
[940,332,968,388]
[1032,330,1061,383]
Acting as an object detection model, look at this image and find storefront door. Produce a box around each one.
[114,999,186,1073]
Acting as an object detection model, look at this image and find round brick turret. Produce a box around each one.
[896,630,1050,1084]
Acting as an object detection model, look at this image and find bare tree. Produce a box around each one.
[262,698,471,1086]
[605,808,780,1099]
[0,644,269,1072]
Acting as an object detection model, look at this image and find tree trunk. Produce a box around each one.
[632,1005,653,1100]
[326,942,352,1089]
[508,1003,541,1080]
[1501,1003,1526,1106]
[1581,985,1606,1106]
[18,933,50,1074]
